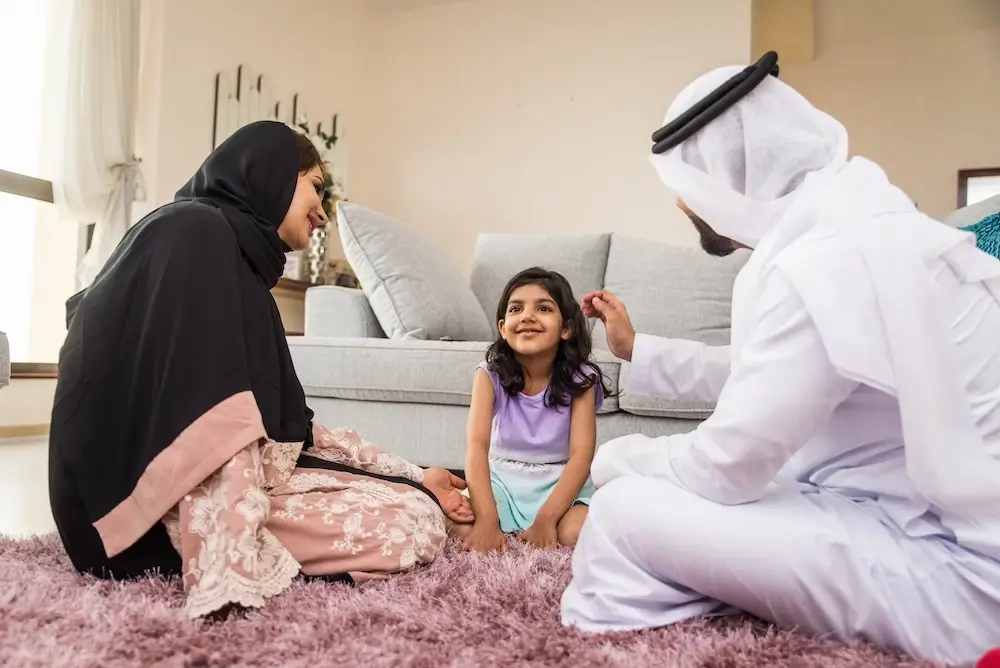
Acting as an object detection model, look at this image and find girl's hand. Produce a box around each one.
[423,468,475,524]
[518,518,558,549]
[464,521,508,554]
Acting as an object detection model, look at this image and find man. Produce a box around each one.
[559,62,1000,665]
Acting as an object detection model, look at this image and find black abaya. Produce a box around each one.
[49,121,314,579]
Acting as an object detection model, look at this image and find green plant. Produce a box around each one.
[295,118,343,222]
[297,118,338,150]
[321,170,337,220]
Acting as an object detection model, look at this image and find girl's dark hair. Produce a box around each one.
[291,130,324,173]
[486,267,616,408]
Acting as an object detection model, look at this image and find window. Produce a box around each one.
[957,168,1000,209]
[0,1,84,374]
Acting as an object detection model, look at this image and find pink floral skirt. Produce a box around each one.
[162,425,449,619]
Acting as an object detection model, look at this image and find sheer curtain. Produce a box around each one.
[44,0,143,289]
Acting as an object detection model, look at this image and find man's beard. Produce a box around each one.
[687,213,739,257]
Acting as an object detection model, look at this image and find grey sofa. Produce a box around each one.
[286,195,1000,471]
[288,222,747,470]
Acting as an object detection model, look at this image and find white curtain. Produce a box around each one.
[45,0,143,289]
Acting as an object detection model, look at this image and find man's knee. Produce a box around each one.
[586,475,695,544]
[591,436,637,487]
[584,477,645,536]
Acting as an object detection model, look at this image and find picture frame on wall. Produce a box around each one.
[958,168,1000,209]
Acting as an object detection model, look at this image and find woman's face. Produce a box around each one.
[277,164,326,251]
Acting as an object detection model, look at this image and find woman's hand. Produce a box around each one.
[464,521,508,554]
[423,468,475,524]
[518,517,558,549]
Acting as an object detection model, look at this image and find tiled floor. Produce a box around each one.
[0,436,56,537]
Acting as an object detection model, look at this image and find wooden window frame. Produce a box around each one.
[957,167,1000,209]
[3,169,309,380]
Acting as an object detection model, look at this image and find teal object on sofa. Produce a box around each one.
[961,212,1000,259]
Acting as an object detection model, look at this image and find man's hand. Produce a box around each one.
[423,468,475,524]
[464,521,509,553]
[581,290,636,361]
[517,517,558,549]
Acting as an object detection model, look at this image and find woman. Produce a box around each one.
[48,120,473,619]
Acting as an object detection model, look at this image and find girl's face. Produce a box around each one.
[498,283,571,357]
[277,165,327,250]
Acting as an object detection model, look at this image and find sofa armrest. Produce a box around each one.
[304,286,386,339]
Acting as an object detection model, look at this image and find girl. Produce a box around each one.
[463,267,614,553]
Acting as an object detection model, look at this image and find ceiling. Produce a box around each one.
[367,0,471,11]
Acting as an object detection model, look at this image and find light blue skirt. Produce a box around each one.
[489,456,596,533]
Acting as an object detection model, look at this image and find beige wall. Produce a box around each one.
[348,0,753,276]
[777,0,1000,220]
[134,0,378,219]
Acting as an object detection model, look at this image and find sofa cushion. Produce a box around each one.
[288,337,620,414]
[592,235,748,352]
[304,286,385,338]
[469,233,611,324]
[337,202,494,341]
[617,361,715,420]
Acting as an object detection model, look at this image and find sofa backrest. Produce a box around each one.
[592,235,748,351]
[468,231,746,348]
[469,233,611,320]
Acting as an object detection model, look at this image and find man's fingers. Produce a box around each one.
[597,291,626,313]
[592,297,616,320]
[591,297,617,321]
[450,473,468,490]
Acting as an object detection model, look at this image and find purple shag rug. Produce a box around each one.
[1,533,946,668]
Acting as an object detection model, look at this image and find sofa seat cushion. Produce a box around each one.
[617,362,714,420]
[288,337,621,413]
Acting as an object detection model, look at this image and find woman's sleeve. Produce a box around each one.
[162,441,300,619]
[306,424,426,483]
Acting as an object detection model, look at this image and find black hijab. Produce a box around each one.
[49,121,314,579]
[175,120,296,285]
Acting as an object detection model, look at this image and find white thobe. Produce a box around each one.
[561,258,1000,665]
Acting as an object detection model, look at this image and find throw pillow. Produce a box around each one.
[336,202,495,341]
[960,212,1000,260]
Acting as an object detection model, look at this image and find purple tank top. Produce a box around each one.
[478,361,604,465]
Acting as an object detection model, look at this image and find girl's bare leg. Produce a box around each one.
[557,505,589,548]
